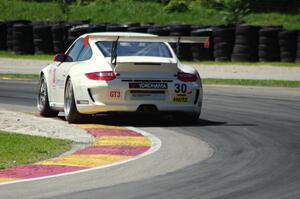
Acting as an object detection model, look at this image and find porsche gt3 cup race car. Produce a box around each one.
[37,32,208,123]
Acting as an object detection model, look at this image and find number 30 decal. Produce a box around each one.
[175,83,187,93]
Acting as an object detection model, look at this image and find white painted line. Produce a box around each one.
[0,127,161,186]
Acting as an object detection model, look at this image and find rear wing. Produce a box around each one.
[86,35,210,65]
[88,35,210,44]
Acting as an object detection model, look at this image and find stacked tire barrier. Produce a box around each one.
[297,31,300,62]
[258,28,281,62]
[0,22,7,50]
[278,30,298,62]
[1,20,300,63]
[213,27,235,61]
[33,25,53,54]
[169,24,192,60]
[232,25,260,62]
[12,24,34,54]
[52,24,68,53]
[147,25,169,36]
[127,26,148,33]
[106,24,128,32]
[191,28,213,61]
[67,24,90,47]
[6,20,31,51]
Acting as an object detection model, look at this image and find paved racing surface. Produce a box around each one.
[0,79,300,199]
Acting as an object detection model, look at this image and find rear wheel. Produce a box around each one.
[37,75,59,117]
[64,79,89,123]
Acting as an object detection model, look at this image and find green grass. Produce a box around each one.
[68,0,223,25]
[246,12,300,30]
[0,131,71,169]
[0,51,53,60]
[184,61,300,67]
[0,73,39,80]
[0,0,300,30]
[0,0,65,21]
[203,78,300,88]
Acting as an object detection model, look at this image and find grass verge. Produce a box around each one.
[0,73,39,80]
[184,61,300,67]
[0,131,71,170]
[203,78,300,88]
[0,51,53,60]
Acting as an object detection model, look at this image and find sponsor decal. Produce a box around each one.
[129,83,168,89]
[109,90,121,98]
[174,83,187,94]
[52,68,56,88]
[76,100,89,104]
[173,95,188,103]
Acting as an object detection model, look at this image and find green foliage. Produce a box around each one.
[133,0,169,4]
[200,0,251,24]
[57,0,70,15]
[221,0,250,25]
[164,0,189,13]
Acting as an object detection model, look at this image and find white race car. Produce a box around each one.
[37,32,207,123]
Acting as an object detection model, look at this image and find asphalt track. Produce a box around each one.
[0,79,300,199]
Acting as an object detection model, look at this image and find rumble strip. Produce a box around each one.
[0,124,161,185]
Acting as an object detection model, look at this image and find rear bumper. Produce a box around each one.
[77,102,202,114]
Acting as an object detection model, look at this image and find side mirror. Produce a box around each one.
[53,53,67,62]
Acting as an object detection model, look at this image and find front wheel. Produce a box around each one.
[37,75,59,117]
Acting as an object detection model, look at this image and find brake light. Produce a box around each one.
[85,71,116,81]
[177,72,197,82]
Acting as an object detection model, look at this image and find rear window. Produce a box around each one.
[96,41,173,58]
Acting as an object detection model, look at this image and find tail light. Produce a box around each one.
[177,72,197,82]
[85,71,116,81]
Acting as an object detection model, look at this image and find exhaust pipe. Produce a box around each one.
[137,105,158,112]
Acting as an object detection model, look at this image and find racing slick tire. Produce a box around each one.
[37,75,59,117]
[64,79,90,123]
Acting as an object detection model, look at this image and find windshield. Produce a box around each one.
[96,41,173,58]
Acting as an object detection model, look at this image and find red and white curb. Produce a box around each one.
[0,125,161,186]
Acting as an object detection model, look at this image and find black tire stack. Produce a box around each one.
[147,25,170,36]
[67,24,90,46]
[106,24,128,32]
[0,22,7,50]
[258,28,281,62]
[33,25,53,54]
[6,20,31,51]
[190,28,214,61]
[127,26,149,33]
[278,30,298,62]
[12,23,34,54]
[297,30,300,62]
[169,24,192,60]
[232,25,260,62]
[52,24,68,53]
[213,27,235,61]
[89,24,106,33]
